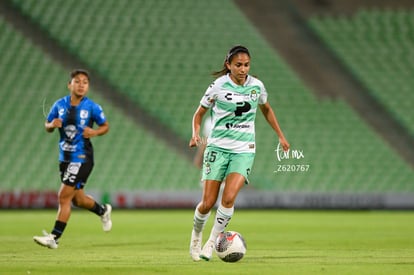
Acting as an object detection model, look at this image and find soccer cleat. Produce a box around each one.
[33,230,58,249]
[199,239,215,261]
[101,204,112,232]
[189,230,202,261]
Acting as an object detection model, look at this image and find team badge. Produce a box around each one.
[250,90,257,101]
[80,110,89,119]
[205,163,211,175]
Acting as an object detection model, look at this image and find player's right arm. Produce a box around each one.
[45,118,62,133]
[190,80,219,147]
[45,101,62,133]
[189,105,208,148]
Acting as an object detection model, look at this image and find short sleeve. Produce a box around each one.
[200,81,218,108]
[46,101,59,122]
[93,103,107,125]
[258,83,268,105]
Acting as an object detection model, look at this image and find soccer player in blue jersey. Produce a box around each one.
[33,69,112,249]
[189,45,290,261]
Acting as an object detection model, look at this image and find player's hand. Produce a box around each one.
[82,127,96,138]
[189,136,202,147]
[51,118,62,128]
[279,136,290,152]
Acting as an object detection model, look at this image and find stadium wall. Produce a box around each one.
[1,190,414,210]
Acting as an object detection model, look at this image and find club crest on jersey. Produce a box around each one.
[250,90,257,101]
[80,110,89,119]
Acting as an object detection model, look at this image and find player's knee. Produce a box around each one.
[221,196,235,208]
[58,195,72,206]
[199,200,215,213]
[71,197,79,207]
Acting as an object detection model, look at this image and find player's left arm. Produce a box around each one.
[259,102,290,151]
[83,104,109,138]
[83,121,109,138]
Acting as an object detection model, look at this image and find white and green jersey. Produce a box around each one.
[200,74,268,153]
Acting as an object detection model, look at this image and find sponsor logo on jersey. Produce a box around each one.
[234,102,251,116]
[225,123,250,129]
[64,125,77,140]
[61,142,77,152]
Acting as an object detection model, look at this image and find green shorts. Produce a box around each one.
[202,147,255,184]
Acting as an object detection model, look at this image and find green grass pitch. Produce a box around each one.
[0,209,413,274]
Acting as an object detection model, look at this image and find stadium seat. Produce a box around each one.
[309,9,414,136]
[4,1,414,195]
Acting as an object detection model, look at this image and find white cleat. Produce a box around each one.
[33,230,58,249]
[101,204,112,232]
[189,230,202,261]
[199,239,215,261]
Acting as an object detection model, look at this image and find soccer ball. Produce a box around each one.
[215,231,247,262]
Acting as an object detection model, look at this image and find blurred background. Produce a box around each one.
[0,0,412,209]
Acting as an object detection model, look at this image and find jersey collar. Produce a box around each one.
[226,73,251,87]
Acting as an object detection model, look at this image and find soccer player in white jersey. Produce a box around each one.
[189,45,290,261]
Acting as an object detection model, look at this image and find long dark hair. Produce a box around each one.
[212,45,250,78]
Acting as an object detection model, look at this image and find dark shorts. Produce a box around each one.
[59,162,94,190]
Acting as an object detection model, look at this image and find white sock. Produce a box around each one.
[208,203,234,242]
[193,203,210,234]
